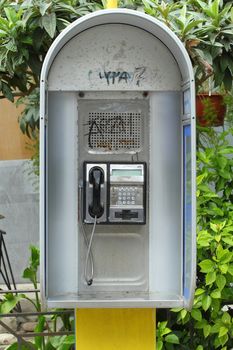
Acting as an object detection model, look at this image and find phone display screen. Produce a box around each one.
[112,169,142,177]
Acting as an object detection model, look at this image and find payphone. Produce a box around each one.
[84,162,146,224]
[40,9,196,309]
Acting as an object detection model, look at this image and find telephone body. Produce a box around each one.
[83,162,146,224]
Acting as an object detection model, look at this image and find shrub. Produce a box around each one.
[158,126,233,350]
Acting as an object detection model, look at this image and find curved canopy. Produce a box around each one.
[41,9,194,88]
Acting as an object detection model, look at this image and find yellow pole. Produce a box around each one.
[75,308,156,350]
[105,0,118,8]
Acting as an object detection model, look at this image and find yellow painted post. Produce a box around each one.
[75,308,156,349]
[105,0,118,8]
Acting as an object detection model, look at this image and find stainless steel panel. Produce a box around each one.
[78,99,145,155]
[88,111,142,152]
[78,94,149,293]
[149,91,182,296]
[47,292,184,309]
[78,229,148,292]
[46,92,78,297]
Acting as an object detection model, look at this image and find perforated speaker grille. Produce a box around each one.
[87,112,142,152]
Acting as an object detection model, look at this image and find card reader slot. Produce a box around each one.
[115,210,139,220]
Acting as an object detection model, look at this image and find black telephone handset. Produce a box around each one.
[89,167,104,218]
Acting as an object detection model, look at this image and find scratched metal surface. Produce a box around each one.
[44,90,183,302]
[77,94,149,293]
[48,24,181,91]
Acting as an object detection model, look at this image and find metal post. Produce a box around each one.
[75,308,156,349]
[105,0,118,8]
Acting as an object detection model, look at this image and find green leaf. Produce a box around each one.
[62,335,75,345]
[171,307,183,312]
[217,156,227,169]
[222,236,233,246]
[212,299,221,314]
[219,333,228,346]
[197,151,210,164]
[211,321,221,333]
[219,251,232,264]
[5,39,17,52]
[1,82,14,102]
[210,289,221,299]
[22,267,34,282]
[216,275,226,291]
[44,341,55,350]
[202,295,212,311]
[28,55,42,77]
[19,118,26,134]
[22,246,40,287]
[165,334,179,344]
[160,327,171,337]
[227,264,233,275]
[217,246,232,262]
[210,222,218,233]
[0,16,9,31]
[222,312,231,324]
[197,230,213,247]
[4,342,36,350]
[183,19,203,35]
[158,321,168,330]
[196,346,203,350]
[3,343,18,350]
[50,336,67,349]
[211,0,220,17]
[181,309,187,320]
[30,245,40,269]
[223,69,232,91]
[219,264,228,274]
[203,324,211,338]
[197,173,207,185]
[34,316,45,348]
[206,271,216,285]
[0,294,25,314]
[4,7,18,24]
[195,288,205,296]
[219,326,228,337]
[157,340,163,350]
[191,309,202,321]
[195,319,207,329]
[219,169,231,180]
[199,259,215,273]
[215,234,221,243]
[42,12,56,38]
[39,2,51,16]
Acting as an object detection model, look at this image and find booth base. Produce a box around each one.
[75,308,156,350]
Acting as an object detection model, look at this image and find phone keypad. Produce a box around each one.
[111,186,142,206]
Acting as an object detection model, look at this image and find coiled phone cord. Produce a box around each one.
[84,215,97,286]
[79,185,96,286]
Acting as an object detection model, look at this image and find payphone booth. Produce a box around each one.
[40,9,196,309]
